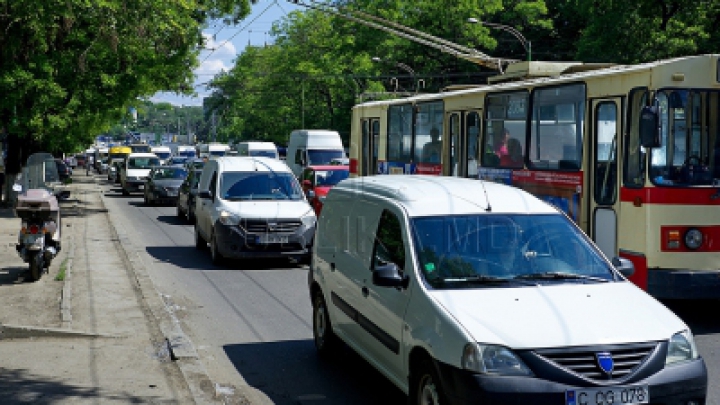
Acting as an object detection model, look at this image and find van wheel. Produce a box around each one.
[210,231,225,266]
[411,358,446,405]
[312,290,337,357]
[194,226,207,250]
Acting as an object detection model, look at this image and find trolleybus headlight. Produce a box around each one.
[684,228,703,250]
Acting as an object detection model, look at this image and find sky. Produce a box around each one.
[150,1,302,107]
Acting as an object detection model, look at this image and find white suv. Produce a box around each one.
[308,175,707,405]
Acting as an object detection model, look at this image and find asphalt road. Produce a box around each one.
[98,177,719,405]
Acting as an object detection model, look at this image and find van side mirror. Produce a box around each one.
[639,106,660,148]
[373,262,409,288]
[198,190,213,199]
[612,257,635,278]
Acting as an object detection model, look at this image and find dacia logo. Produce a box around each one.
[595,352,614,376]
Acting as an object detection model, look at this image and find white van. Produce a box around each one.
[309,175,707,405]
[120,152,160,195]
[286,130,345,178]
[151,145,172,164]
[194,156,316,265]
[234,141,279,159]
[197,142,230,159]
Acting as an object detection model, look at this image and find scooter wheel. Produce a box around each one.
[28,252,43,282]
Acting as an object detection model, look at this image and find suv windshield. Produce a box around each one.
[221,172,302,201]
[128,157,160,169]
[412,214,615,289]
[308,150,345,165]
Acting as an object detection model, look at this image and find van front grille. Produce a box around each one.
[534,342,657,380]
[241,219,302,234]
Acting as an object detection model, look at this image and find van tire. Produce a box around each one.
[194,226,207,250]
[210,231,225,266]
[410,358,447,405]
[312,290,337,357]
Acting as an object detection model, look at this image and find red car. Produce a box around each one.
[300,165,349,215]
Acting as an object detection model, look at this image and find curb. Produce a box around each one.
[0,324,117,339]
[99,186,222,405]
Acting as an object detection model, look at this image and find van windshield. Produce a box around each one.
[154,152,171,159]
[412,214,616,289]
[250,150,278,158]
[308,150,344,165]
[128,157,160,169]
[221,172,303,201]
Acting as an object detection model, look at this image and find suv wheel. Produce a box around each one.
[194,226,207,250]
[411,358,446,405]
[312,290,337,357]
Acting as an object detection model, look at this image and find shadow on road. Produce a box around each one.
[155,215,185,226]
[145,246,302,271]
[223,339,405,405]
[0,367,166,404]
[0,266,32,285]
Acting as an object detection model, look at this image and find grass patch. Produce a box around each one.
[55,258,68,281]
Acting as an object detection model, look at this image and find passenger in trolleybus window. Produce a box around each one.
[421,128,442,163]
[499,138,524,168]
[494,128,511,158]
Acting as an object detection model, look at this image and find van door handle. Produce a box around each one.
[330,263,335,271]
[362,287,369,297]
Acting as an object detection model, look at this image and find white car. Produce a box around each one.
[120,153,160,195]
[309,175,707,405]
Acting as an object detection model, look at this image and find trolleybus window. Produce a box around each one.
[624,88,649,188]
[415,101,444,164]
[529,84,585,170]
[649,89,719,186]
[466,113,481,177]
[387,104,413,163]
[482,92,528,168]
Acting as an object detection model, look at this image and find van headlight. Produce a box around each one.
[461,343,534,376]
[666,330,698,365]
[218,210,241,226]
[301,209,316,228]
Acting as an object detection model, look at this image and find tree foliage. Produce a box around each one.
[0,0,254,173]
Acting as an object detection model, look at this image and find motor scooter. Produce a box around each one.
[13,153,63,281]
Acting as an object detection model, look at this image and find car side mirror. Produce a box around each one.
[373,262,409,288]
[612,257,635,278]
[198,190,212,199]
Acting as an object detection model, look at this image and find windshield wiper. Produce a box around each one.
[514,272,610,283]
[435,275,535,286]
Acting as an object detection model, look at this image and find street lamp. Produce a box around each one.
[371,57,425,94]
[467,18,531,62]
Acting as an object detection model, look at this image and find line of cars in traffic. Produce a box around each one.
[105,141,709,405]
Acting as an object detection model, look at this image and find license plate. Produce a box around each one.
[138,184,144,190]
[258,234,289,244]
[566,385,648,405]
[23,234,43,244]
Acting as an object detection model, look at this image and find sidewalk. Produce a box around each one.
[0,174,228,404]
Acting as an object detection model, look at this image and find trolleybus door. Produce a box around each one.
[361,118,380,176]
[589,98,622,258]
[445,110,481,177]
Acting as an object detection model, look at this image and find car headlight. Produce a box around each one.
[684,228,703,250]
[462,343,534,376]
[218,210,241,226]
[301,209,316,228]
[666,330,698,365]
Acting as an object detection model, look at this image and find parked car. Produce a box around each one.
[75,154,87,167]
[55,159,72,181]
[194,156,315,265]
[143,166,187,206]
[308,175,708,405]
[176,169,203,222]
[300,165,349,215]
[65,156,78,168]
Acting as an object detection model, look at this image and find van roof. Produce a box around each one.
[212,156,291,173]
[127,153,159,158]
[333,176,558,216]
